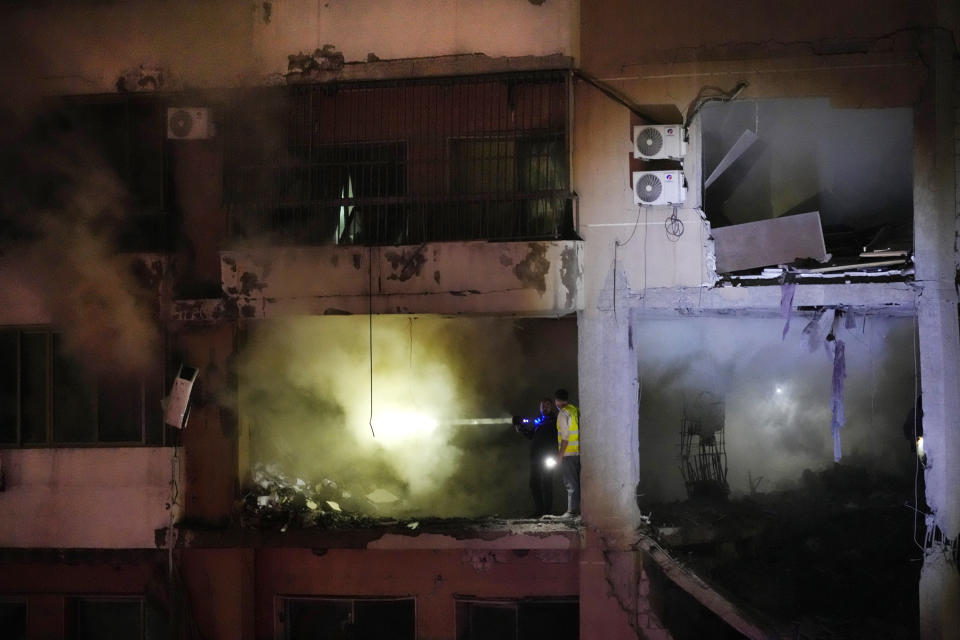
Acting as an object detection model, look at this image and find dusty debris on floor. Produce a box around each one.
[641,463,921,639]
[241,463,381,530]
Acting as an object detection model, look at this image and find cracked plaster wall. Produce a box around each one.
[1,0,576,96]
[219,241,583,317]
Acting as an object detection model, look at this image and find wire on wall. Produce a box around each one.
[613,205,645,318]
[665,206,685,242]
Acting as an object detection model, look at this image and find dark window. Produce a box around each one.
[69,597,166,640]
[456,599,578,640]
[283,597,415,640]
[0,599,27,640]
[0,329,164,446]
[56,95,171,251]
[223,71,572,246]
[450,135,569,240]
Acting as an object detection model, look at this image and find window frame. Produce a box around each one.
[454,596,579,640]
[276,595,417,640]
[68,596,146,640]
[0,327,168,448]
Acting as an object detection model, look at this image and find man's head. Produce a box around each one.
[554,388,569,407]
[539,398,555,415]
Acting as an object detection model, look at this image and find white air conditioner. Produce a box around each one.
[164,365,199,429]
[632,171,686,206]
[633,124,686,160]
[167,108,213,140]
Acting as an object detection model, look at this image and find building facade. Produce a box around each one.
[0,1,957,639]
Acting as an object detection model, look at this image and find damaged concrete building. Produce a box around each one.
[0,1,958,638]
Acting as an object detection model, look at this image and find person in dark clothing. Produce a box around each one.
[513,398,559,517]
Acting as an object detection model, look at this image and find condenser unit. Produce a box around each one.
[633,124,686,160]
[632,171,686,206]
[167,107,214,140]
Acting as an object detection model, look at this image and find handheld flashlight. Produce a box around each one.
[544,456,557,469]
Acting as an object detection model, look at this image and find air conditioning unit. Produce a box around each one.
[632,171,686,206]
[167,108,213,140]
[633,124,685,160]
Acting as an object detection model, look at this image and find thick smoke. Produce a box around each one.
[238,316,576,517]
[0,113,159,376]
[635,314,916,502]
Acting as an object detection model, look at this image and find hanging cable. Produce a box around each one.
[368,245,375,438]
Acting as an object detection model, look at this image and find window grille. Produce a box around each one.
[223,70,573,245]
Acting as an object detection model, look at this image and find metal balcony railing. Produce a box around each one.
[222,71,574,246]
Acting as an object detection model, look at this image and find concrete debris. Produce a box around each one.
[366,489,400,504]
[712,212,827,274]
[241,463,384,530]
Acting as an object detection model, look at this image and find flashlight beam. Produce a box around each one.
[445,418,513,426]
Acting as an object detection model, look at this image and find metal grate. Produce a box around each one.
[222,71,573,246]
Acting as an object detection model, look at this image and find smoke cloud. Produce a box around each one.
[635,314,916,503]
[0,110,159,376]
[238,315,577,517]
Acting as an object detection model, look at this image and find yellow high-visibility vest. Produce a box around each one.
[559,404,579,455]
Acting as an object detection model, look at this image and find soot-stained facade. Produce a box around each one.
[0,1,958,639]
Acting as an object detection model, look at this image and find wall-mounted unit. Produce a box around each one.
[633,124,685,160]
[167,107,214,140]
[632,171,686,206]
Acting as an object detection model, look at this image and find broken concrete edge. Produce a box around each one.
[632,282,918,317]
[636,535,781,640]
[173,521,581,551]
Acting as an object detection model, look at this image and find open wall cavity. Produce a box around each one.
[238,315,576,520]
[633,313,922,637]
[635,314,916,501]
[700,98,913,275]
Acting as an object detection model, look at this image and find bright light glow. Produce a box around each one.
[371,411,438,444]
[544,456,557,469]
[775,386,783,394]
[917,437,924,458]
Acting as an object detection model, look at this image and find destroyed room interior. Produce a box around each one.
[0,1,958,640]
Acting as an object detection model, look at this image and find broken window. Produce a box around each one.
[0,599,26,640]
[0,329,165,446]
[281,597,415,640]
[699,98,913,275]
[222,71,572,245]
[455,598,579,640]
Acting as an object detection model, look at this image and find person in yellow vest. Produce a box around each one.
[554,388,580,518]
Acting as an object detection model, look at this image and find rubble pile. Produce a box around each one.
[240,463,399,530]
